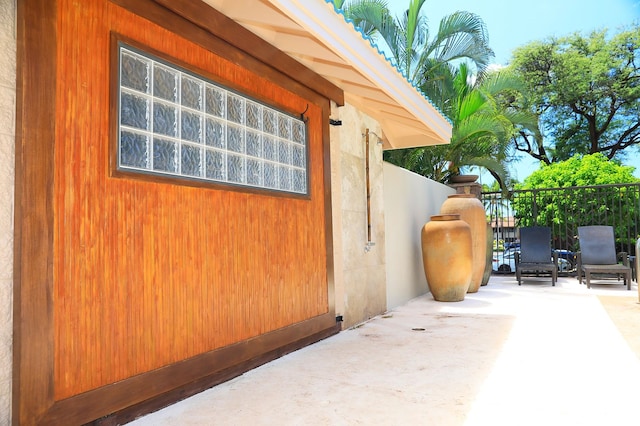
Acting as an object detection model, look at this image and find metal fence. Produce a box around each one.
[482,183,640,274]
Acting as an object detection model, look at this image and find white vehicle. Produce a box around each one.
[492,251,570,273]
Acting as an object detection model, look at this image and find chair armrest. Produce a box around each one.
[576,252,582,270]
[617,252,629,266]
[515,252,520,264]
[552,250,559,263]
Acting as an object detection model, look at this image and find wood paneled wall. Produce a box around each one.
[14,0,339,423]
[55,0,328,398]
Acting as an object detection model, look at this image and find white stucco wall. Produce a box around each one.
[330,102,387,328]
[383,162,454,309]
[0,0,15,423]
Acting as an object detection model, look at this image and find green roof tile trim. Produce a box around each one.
[327,0,453,125]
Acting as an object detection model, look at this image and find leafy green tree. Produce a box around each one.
[518,153,638,190]
[509,25,640,164]
[511,153,639,249]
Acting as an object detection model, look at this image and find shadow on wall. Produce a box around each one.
[383,162,455,309]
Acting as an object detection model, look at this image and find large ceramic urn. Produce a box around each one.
[481,222,493,286]
[421,214,472,302]
[637,239,640,303]
[440,194,487,293]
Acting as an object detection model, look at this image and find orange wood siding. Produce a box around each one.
[53,0,328,399]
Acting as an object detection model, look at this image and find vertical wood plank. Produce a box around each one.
[13,0,57,423]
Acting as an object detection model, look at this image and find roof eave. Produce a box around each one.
[202,0,452,149]
[267,0,452,149]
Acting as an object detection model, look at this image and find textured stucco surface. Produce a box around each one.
[331,103,386,328]
[0,0,15,423]
[383,163,454,309]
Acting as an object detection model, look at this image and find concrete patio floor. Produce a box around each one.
[129,275,640,426]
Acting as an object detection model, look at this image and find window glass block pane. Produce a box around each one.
[278,166,291,191]
[227,94,244,124]
[205,85,225,118]
[120,130,149,169]
[181,111,202,143]
[278,140,291,165]
[153,65,177,102]
[264,163,277,189]
[227,154,245,183]
[264,137,277,161]
[247,158,262,186]
[206,149,225,180]
[227,124,244,153]
[246,101,261,130]
[121,52,149,93]
[118,46,307,194]
[153,102,177,137]
[153,138,177,172]
[292,121,305,144]
[278,114,291,139]
[205,118,225,148]
[121,92,149,130]
[246,131,262,158]
[181,75,202,110]
[292,145,305,168]
[263,109,277,135]
[293,169,306,193]
[181,144,202,177]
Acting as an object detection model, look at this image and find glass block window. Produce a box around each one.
[117,44,308,195]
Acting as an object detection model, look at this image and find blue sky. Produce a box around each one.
[386,0,640,180]
[388,0,640,66]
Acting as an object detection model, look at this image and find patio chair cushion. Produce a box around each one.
[516,226,557,286]
[578,226,618,265]
[577,225,631,290]
[519,226,553,264]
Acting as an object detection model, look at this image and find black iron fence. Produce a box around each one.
[482,183,640,274]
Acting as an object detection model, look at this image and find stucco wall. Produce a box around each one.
[383,162,455,309]
[0,0,15,423]
[330,102,386,328]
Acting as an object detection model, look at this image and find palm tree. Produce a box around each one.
[332,0,395,39]
[333,0,494,86]
[333,0,536,190]
[392,63,537,189]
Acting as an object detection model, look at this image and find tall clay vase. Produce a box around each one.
[481,222,493,286]
[421,214,472,302]
[440,194,487,293]
[637,239,640,303]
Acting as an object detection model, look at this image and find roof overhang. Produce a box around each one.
[201,0,452,150]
